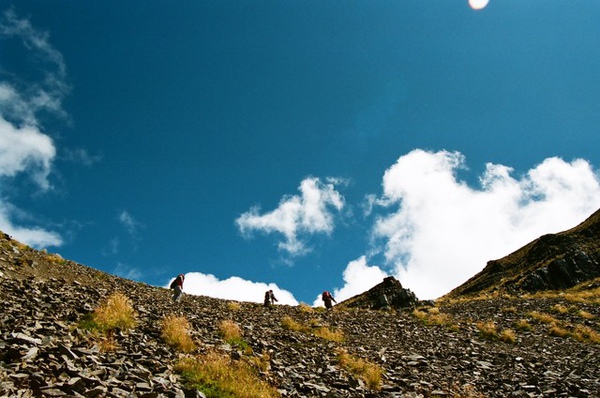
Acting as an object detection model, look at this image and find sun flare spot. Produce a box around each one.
[468,0,490,10]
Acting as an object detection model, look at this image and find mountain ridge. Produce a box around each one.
[445,208,600,299]
[1,217,599,396]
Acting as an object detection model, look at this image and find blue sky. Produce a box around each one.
[2,1,600,305]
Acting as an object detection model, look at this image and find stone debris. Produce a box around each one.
[1,233,599,397]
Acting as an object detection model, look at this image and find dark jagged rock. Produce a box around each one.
[447,207,600,298]
[338,276,419,310]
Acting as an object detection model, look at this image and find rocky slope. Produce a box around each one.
[447,208,600,298]
[1,232,599,397]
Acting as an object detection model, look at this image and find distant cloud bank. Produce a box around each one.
[205,149,600,305]
[169,272,299,306]
[367,149,600,299]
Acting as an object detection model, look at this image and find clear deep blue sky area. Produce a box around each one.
[2,1,599,305]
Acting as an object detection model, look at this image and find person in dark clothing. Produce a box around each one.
[170,274,185,302]
[264,289,278,307]
[322,291,336,310]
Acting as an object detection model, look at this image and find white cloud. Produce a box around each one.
[169,272,299,306]
[371,149,600,300]
[312,256,389,307]
[0,201,62,247]
[0,10,68,247]
[236,177,345,255]
[0,117,56,189]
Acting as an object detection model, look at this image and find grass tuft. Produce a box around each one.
[77,292,137,352]
[175,352,279,398]
[499,328,517,344]
[219,320,252,354]
[514,319,532,331]
[572,325,600,344]
[313,326,345,342]
[281,316,344,342]
[281,316,303,332]
[412,308,457,330]
[337,349,383,391]
[92,292,137,332]
[476,321,497,340]
[551,304,569,314]
[528,311,557,325]
[548,324,570,338]
[161,315,196,353]
[578,310,596,320]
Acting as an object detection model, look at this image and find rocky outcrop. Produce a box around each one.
[447,208,600,298]
[1,233,599,397]
[338,277,419,310]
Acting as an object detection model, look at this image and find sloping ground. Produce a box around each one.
[1,233,599,397]
[447,208,600,298]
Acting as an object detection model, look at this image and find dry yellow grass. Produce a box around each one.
[98,336,118,352]
[499,328,517,344]
[514,319,532,331]
[578,310,596,320]
[226,301,241,311]
[412,309,428,322]
[572,325,600,344]
[551,304,569,314]
[175,352,279,398]
[525,279,600,305]
[219,319,242,341]
[281,316,344,342]
[313,326,344,342]
[476,321,497,340]
[298,303,313,313]
[281,316,304,332]
[219,320,252,354]
[528,311,557,325]
[337,349,382,391]
[548,324,570,338]
[413,308,458,331]
[93,292,137,332]
[247,350,271,373]
[161,315,196,353]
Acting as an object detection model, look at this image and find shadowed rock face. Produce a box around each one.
[338,277,419,310]
[448,208,600,298]
[1,232,599,397]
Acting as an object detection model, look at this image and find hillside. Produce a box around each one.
[446,208,600,298]
[1,231,599,397]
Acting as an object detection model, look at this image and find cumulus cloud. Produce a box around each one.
[0,9,68,248]
[369,149,600,300]
[0,117,55,189]
[168,272,299,305]
[312,256,389,307]
[236,177,345,256]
